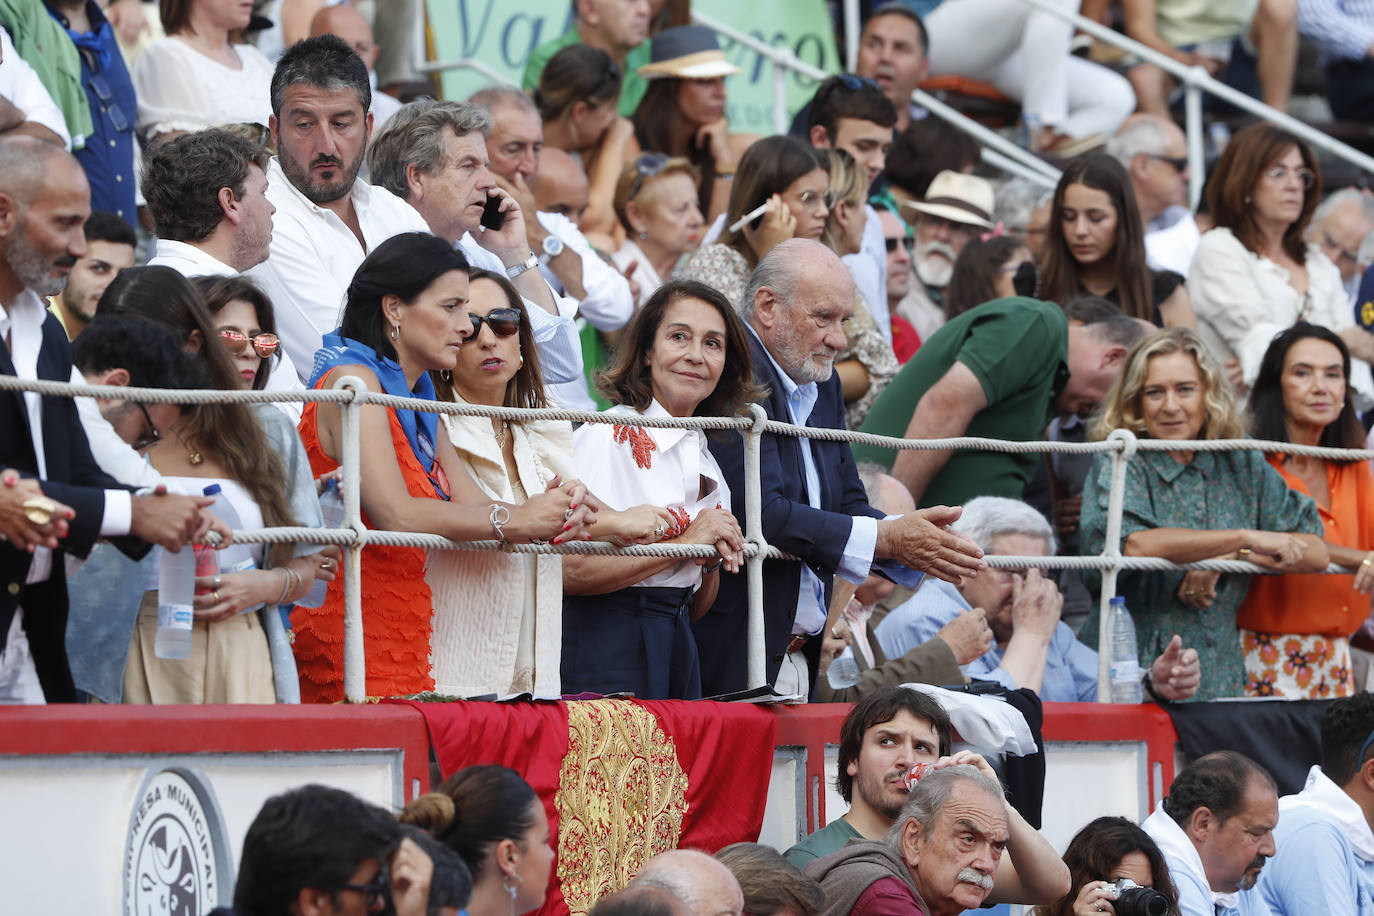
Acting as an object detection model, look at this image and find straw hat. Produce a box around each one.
[637,26,742,81]
[902,171,997,230]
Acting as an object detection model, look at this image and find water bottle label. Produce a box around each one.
[158,603,193,630]
[1110,660,1141,682]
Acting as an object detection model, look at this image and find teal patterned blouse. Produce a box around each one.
[1078,448,1322,701]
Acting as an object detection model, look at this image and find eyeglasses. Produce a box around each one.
[340,873,388,909]
[884,236,914,254]
[1322,231,1360,266]
[132,402,161,452]
[796,188,838,211]
[628,152,671,200]
[1263,165,1315,189]
[469,308,522,338]
[219,328,280,358]
[1148,154,1189,174]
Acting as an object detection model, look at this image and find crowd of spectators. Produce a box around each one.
[7,0,1374,912]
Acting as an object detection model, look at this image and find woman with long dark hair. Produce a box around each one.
[1033,816,1178,916]
[1040,154,1194,328]
[1236,323,1374,699]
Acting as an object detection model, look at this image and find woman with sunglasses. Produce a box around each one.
[676,135,830,307]
[192,276,280,390]
[612,154,705,309]
[296,234,597,703]
[1039,154,1194,329]
[536,44,640,245]
[90,266,335,703]
[560,280,753,700]
[1189,124,1369,401]
[429,269,677,697]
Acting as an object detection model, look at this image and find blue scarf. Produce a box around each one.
[47,2,114,74]
[309,332,448,500]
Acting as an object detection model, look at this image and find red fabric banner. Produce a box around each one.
[403,699,778,916]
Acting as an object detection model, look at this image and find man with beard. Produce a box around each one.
[855,300,1145,507]
[696,240,988,700]
[786,687,1068,909]
[1144,751,1279,916]
[894,171,996,344]
[248,35,432,378]
[0,135,220,703]
[49,210,133,339]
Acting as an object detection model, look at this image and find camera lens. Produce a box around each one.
[1115,885,1170,916]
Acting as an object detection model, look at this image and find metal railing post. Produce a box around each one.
[1184,73,1206,210]
[745,404,770,689]
[333,375,368,703]
[773,60,789,138]
[843,0,860,74]
[1096,429,1138,703]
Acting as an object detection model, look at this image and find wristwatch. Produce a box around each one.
[541,234,565,261]
[505,252,539,279]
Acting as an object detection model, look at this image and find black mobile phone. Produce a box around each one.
[480,195,506,231]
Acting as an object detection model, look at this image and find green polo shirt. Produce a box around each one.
[521,27,652,118]
[784,817,862,868]
[854,297,1070,507]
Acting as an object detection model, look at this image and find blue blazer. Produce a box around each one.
[0,312,145,701]
[696,332,895,697]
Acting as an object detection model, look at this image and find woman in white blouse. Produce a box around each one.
[1188,124,1374,406]
[428,269,673,698]
[611,154,706,309]
[561,279,753,700]
[133,0,275,141]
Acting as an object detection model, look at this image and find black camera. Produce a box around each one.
[1103,878,1169,916]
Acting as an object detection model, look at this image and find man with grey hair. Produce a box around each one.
[629,849,744,916]
[993,178,1052,262]
[1106,114,1191,231]
[365,98,584,387]
[877,496,1201,702]
[1306,188,1374,306]
[805,764,1008,916]
[696,238,987,699]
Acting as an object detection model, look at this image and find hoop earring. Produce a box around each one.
[440,369,452,383]
[390,323,400,341]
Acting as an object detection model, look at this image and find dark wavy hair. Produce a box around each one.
[597,279,763,423]
[193,274,278,391]
[431,268,547,411]
[339,232,471,362]
[1249,321,1365,454]
[1208,123,1320,263]
[835,686,952,805]
[142,129,269,244]
[1040,154,1153,322]
[1036,817,1179,916]
[944,235,1028,318]
[399,765,539,878]
[534,44,622,123]
[1321,692,1374,785]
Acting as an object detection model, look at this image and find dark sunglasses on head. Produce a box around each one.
[836,74,881,92]
[219,328,279,358]
[132,402,161,452]
[469,308,522,338]
[884,236,915,253]
[628,152,672,200]
[1148,154,1189,174]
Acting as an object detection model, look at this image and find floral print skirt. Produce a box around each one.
[1241,629,1354,699]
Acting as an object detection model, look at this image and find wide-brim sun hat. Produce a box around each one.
[902,170,997,230]
[637,25,743,81]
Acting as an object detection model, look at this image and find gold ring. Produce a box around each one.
[212,589,221,602]
[21,497,58,526]
[1362,555,1373,569]
[1238,547,1252,561]
[320,560,332,571]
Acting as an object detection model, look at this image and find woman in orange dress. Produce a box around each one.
[1237,322,1374,699]
[295,233,596,702]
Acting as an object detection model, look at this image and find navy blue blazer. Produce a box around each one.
[0,311,144,701]
[696,332,890,697]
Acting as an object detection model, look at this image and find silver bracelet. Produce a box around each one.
[276,568,293,605]
[489,504,511,544]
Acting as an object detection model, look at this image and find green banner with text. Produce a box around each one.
[423,0,839,133]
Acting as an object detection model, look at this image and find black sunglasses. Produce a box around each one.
[469,307,521,338]
[132,402,161,452]
[628,153,671,200]
[1148,154,1189,174]
[884,236,914,254]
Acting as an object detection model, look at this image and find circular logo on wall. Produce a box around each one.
[123,766,232,916]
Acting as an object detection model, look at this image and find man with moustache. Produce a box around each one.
[1144,751,1280,916]
[805,765,1011,916]
[786,687,1069,908]
[894,171,996,343]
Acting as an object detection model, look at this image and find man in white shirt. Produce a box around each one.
[0,28,69,148]
[1143,751,1279,916]
[364,98,586,391]
[1259,693,1374,916]
[0,136,218,703]
[248,35,433,378]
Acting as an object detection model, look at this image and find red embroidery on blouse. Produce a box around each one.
[663,506,692,539]
[613,424,658,470]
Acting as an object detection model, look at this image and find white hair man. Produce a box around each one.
[877,496,1201,703]
[805,764,1010,916]
[1307,188,1374,306]
[1106,114,1191,231]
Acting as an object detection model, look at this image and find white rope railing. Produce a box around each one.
[5,372,1370,703]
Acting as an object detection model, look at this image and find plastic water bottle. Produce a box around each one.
[203,484,255,576]
[1109,596,1143,704]
[826,645,860,690]
[297,479,345,608]
[155,546,195,659]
